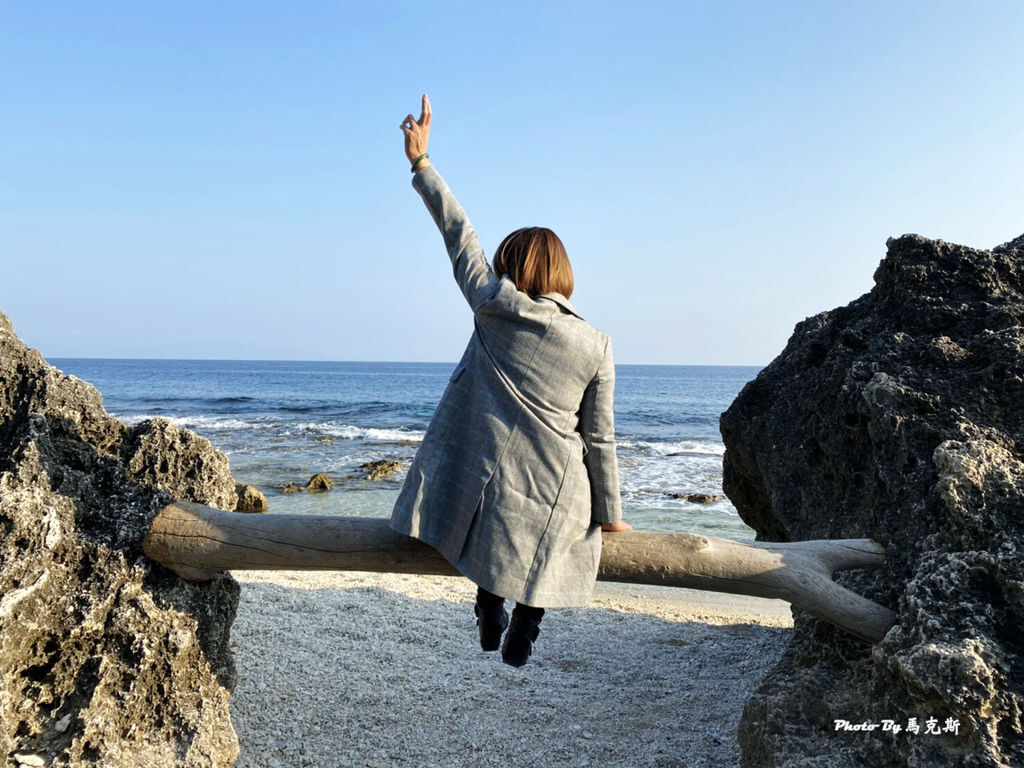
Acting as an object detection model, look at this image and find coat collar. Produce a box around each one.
[538,292,583,319]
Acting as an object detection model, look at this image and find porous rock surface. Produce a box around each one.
[721,234,1024,767]
[0,309,241,767]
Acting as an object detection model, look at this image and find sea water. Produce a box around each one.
[51,359,761,541]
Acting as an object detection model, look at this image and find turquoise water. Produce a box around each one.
[52,359,760,541]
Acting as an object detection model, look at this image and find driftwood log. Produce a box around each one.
[144,501,897,642]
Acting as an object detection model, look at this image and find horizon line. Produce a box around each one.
[48,355,766,368]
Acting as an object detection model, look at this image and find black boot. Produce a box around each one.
[474,587,509,652]
[501,603,545,667]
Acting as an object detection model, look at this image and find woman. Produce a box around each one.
[391,94,631,668]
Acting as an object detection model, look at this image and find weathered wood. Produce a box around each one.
[144,501,897,642]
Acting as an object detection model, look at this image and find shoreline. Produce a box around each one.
[48,357,758,542]
[229,570,792,768]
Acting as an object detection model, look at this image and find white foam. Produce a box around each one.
[112,413,149,426]
[617,438,726,457]
[110,413,424,443]
[616,442,726,504]
[111,413,268,430]
[292,423,425,443]
[180,415,267,430]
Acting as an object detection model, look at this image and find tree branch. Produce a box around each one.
[144,502,897,642]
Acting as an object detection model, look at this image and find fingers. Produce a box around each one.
[401,95,431,136]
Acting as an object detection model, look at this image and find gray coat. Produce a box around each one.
[389,164,622,608]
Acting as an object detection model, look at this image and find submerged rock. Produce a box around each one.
[721,234,1024,767]
[280,482,304,493]
[0,309,240,766]
[360,459,403,481]
[668,492,724,504]
[234,483,268,513]
[306,472,333,492]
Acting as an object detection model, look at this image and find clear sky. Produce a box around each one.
[2,1,1021,365]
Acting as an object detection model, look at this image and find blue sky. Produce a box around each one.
[2,1,1021,364]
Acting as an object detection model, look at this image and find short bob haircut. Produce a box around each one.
[492,227,574,299]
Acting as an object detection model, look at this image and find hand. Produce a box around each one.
[601,520,633,532]
[400,94,432,167]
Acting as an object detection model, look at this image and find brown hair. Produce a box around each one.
[492,227,574,299]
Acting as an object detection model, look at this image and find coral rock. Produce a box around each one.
[720,234,1024,767]
[0,309,240,767]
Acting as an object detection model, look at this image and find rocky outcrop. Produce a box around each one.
[234,484,268,513]
[0,310,241,767]
[721,234,1024,767]
[124,419,237,511]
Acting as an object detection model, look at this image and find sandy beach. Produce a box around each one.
[229,571,793,768]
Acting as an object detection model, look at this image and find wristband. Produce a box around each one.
[411,153,429,173]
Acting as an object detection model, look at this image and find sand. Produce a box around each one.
[228,571,793,768]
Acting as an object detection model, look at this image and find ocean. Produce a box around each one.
[51,359,761,541]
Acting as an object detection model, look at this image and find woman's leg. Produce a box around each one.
[474,586,509,651]
[501,603,545,668]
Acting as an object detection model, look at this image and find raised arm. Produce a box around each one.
[400,94,499,311]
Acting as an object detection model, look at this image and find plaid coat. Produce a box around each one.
[389,165,622,607]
